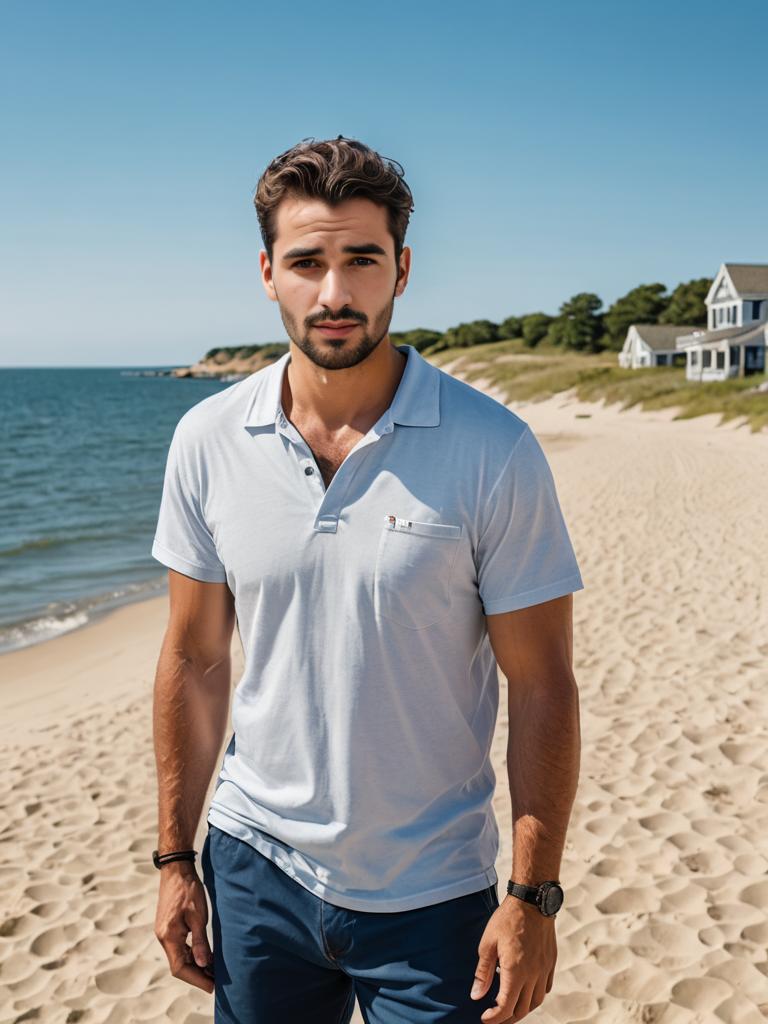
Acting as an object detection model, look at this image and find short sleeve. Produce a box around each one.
[476,425,584,615]
[151,420,228,584]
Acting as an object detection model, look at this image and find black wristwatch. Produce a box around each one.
[506,879,564,917]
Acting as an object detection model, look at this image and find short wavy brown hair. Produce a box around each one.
[254,135,415,268]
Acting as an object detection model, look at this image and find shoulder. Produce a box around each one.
[172,366,269,445]
[434,362,531,461]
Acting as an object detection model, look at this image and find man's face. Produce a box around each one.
[259,195,411,371]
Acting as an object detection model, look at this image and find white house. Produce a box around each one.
[618,324,695,369]
[675,263,768,382]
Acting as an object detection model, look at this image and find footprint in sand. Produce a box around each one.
[707,902,763,925]
[94,957,158,997]
[698,925,726,947]
[23,883,71,902]
[738,879,768,910]
[0,915,39,939]
[629,920,707,970]
[678,849,732,875]
[605,960,667,1001]
[637,811,689,834]
[588,943,634,972]
[30,919,93,957]
[542,991,599,1020]
[659,883,705,914]
[719,740,764,766]
[29,901,67,920]
[741,920,768,943]
[588,856,630,878]
[596,887,658,915]
[671,976,735,1012]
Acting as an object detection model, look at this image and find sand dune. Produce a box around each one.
[1,380,767,1023]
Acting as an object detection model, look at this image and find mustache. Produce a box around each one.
[307,310,367,326]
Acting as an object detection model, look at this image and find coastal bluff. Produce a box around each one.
[172,343,289,380]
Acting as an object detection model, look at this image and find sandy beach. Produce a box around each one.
[1,378,767,1024]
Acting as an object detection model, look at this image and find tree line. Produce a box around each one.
[391,277,711,356]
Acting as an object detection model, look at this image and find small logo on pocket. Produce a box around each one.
[385,514,413,532]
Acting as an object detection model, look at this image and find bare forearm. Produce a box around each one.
[506,680,580,883]
[152,639,231,852]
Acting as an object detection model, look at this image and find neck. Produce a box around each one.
[282,341,407,434]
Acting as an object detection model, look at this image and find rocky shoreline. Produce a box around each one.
[133,343,290,382]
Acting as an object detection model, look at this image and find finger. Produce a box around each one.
[181,940,215,991]
[479,976,522,1023]
[510,982,535,1021]
[531,975,548,1012]
[188,916,213,968]
[162,939,215,994]
[470,951,498,1000]
[175,960,215,993]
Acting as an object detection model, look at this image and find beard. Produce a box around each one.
[276,289,397,371]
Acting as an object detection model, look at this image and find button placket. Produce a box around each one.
[277,416,325,499]
[280,411,395,534]
[310,428,385,533]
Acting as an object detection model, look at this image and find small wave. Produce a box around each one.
[0,610,90,654]
[0,576,168,655]
[1,532,130,558]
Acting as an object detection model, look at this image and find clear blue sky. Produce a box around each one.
[2,0,766,367]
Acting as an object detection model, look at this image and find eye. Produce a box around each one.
[291,256,377,269]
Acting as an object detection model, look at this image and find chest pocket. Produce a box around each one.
[373,514,463,630]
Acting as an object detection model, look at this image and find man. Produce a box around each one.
[151,136,584,1024]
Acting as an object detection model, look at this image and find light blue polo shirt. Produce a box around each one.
[151,343,584,912]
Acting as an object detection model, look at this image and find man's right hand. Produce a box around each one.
[154,862,215,994]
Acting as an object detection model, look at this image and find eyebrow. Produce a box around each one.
[281,243,388,261]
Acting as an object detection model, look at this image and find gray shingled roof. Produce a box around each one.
[724,263,768,296]
[631,324,699,351]
[675,320,768,348]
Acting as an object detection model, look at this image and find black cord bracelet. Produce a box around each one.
[152,848,197,869]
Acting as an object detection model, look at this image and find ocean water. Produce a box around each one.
[0,367,233,654]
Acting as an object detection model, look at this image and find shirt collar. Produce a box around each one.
[242,344,441,429]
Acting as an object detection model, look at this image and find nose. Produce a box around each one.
[316,267,353,312]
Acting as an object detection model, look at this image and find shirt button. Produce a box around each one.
[304,466,314,475]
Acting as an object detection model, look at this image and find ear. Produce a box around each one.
[395,245,411,298]
[259,250,278,302]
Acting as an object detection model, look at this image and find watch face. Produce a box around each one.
[542,883,563,915]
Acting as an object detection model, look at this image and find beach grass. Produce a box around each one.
[426,338,768,433]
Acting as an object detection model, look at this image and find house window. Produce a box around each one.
[691,350,698,366]
[656,354,668,366]
[733,305,738,324]
[752,300,762,320]
[702,350,712,367]
[717,307,723,325]
[729,346,740,367]
[716,351,725,369]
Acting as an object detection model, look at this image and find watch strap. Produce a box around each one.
[507,880,540,903]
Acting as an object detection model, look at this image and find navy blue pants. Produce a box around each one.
[201,823,502,1022]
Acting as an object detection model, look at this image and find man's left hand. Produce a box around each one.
[470,896,557,1022]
